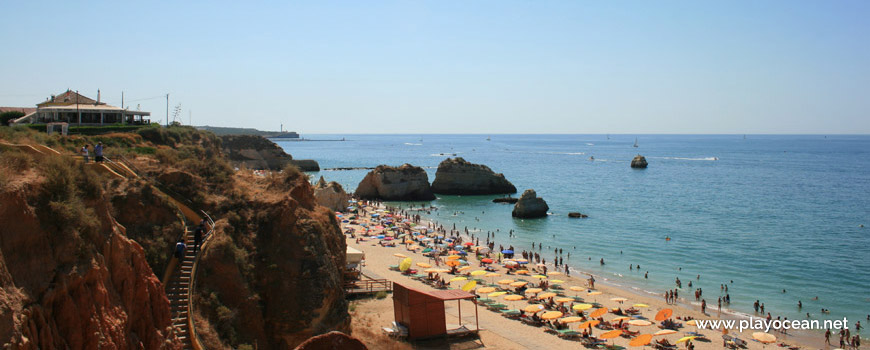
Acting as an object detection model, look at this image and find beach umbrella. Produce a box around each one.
[422,248,433,253]
[550,279,565,284]
[424,268,442,273]
[480,258,493,264]
[686,320,697,326]
[654,329,677,336]
[633,303,649,308]
[578,320,601,330]
[541,311,563,320]
[416,262,431,268]
[503,261,518,267]
[537,292,557,300]
[600,330,623,339]
[547,271,562,276]
[510,281,528,288]
[525,288,543,294]
[458,266,472,272]
[676,336,697,344]
[464,242,474,246]
[504,294,524,301]
[572,303,593,311]
[446,260,461,267]
[525,304,545,313]
[611,297,628,303]
[556,297,575,303]
[398,258,413,272]
[461,280,477,292]
[612,316,631,322]
[477,287,496,294]
[497,279,515,285]
[478,247,491,254]
[560,316,584,324]
[752,332,776,344]
[654,309,673,321]
[393,253,407,258]
[447,255,461,260]
[588,291,603,296]
[502,249,514,254]
[532,274,548,279]
[630,334,653,347]
[589,307,608,318]
[514,258,528,263]
[516,270,530,275]
[450,276,467,282]
[629,320,653,326]
[470,270,487,276]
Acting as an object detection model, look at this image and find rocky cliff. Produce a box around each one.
[355,164,436,201]
[0,155,180,349]
[195,169,349,349]
[430,157,516,195]
[314,177,352,212]
[220,135,319,171]
[631,155,648,168]
[512,189,549,218]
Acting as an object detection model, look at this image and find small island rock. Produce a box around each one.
[431,157,517,195]
[493,197,519,204]
[631,155,648,168]
[355,164,436,201]
[568,212,588,218]
[512,189,549,218]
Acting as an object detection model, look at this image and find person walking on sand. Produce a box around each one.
[81,144,89,163]
[701,299,706,314]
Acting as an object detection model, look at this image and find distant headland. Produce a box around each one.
[196,125,300,138]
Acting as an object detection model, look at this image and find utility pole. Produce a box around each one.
[121,91,124,109]
[76,90,80,125]
[189,110,192,126]
[165,93,169,127]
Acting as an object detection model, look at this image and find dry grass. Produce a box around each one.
[349,299,413,350]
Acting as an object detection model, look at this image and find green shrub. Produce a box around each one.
[132,146,156,155]
[375,291,388,299]
[0,111,25,126]
[0,150,33,172]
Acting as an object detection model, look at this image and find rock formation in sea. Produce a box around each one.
[512,189,549,218]
[568,212,588,218]
[219,135,320,171]
[430,157,517,195]
[314,176,352,212]
[631,155,648,168]
[355,164,436,201]
[493,197,519,204]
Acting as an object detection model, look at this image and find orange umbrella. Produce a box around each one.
[476,287,496,294]
[416,262,431,268]
[504,294,524,301]
[525,304,545,313]
[578,320,601,330]
[537,292,557,300]
[510,281,528,287]
[541,311,563,320]
[629,320,653,326]
[600,330,623,339]
[497,279,515,285]
[654,329,677,336]
[556,297,575,303]
[655,309,673,321]
[752,332,776,344]
[560,316,584,323]
[630,334,653,347]
[458,266,472,272]
[516,270,530,275]
[525,288,543,294]
[589,307,608,318]
[446,260,461,267]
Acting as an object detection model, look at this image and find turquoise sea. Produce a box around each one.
[277,134,870,329]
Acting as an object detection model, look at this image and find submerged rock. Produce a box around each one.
[355,164,436,201]
[568,212,588,218]
[512,189,549,218]
[314,176,352,212]
[431,157,516,195]
[493,197,519,204]
[631,155,648,168]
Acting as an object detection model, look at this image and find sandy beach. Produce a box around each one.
[343,202,835,350]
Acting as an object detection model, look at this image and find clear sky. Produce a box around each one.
[2,1,868,134]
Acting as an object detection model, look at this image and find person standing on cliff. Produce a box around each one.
[193,224,203,255]
[94,142,104,163]
[80,144,89,163]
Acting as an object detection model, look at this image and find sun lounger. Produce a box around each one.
[501,309,522,318]
[557,329,582,340]
[388,265,399,271]
[581,337,606,348]
[487,303,508,311]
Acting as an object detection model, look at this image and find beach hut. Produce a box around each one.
[392,283,479,340]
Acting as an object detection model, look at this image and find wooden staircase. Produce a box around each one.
[167,226,198,349]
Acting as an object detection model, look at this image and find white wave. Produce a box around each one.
[653,156,719,161]
[404,143,423,146]
[586,143,595,146]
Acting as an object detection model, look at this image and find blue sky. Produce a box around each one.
[2,1,868,134]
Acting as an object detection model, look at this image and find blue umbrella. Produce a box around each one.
[377,235,385,239]
[458,251,467,255]
[502,249,514,254]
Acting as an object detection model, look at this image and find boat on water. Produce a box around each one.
[633,138,639,148]
[486,136,491,141]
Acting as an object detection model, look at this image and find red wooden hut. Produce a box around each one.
[392,283,479,340]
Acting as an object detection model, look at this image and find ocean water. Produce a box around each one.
[277,134,870,327]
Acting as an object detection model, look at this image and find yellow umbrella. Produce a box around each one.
[470,270,487,276]
[394,253,407,258]
[547,271,562,276]
[537,292,557,299]
[549,280,565,284]
[525,304,545,313]
[510,281,528,287]
[399,257,412,272]
[589,307,608,318]
[570,286,586,292]
[458,266,472,272]
[484,273,501,277]
[560,316,584,323]
[628,319,653,326]
[633,303,649,308]
[450,276,467,282]
[488,291,507,297]
[654,329,677,336]
[461,280,477,292]
[476,287,496,294]
[556,297,575,303]
[532,275,548,279]
[416,262,431,268]
[676,336,697,344]
[525,288,543,294]
[504,294,524,301]
[588,291,603,296]
[541,311,563,320]
[630,334,653,347]
[752,332,776,344]
[423,268,442,273]
[497,279,515,285]
[686,319,697,326]
[573,303,594,311]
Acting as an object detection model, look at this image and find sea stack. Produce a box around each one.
[313,176,352,212]
[512,189,549,218]
[355,164,436,201]
[430,157,517,195]
[631,155,648,168]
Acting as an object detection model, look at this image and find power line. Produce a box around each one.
[127,94,167,102]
